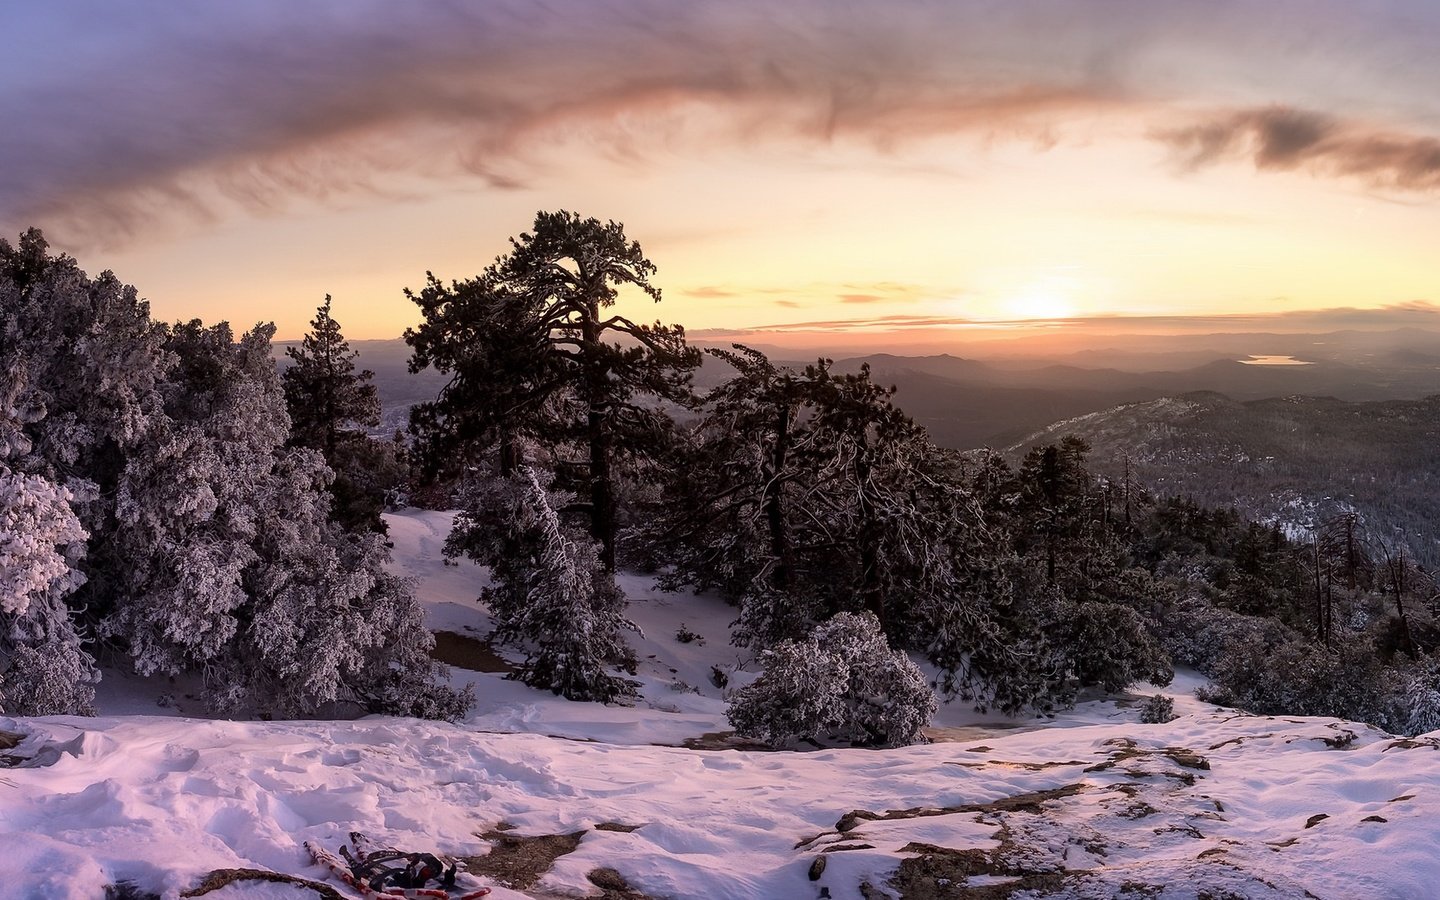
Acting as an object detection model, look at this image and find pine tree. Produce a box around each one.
[283,295,397,532]
[283,295,380,454]
[646,345,821,646]
[406,211,700,568]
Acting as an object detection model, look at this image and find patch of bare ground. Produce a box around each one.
[462,826,660,899]
[878,814,1095,900]
[886,841,1065,899]
[679,731,773,751]
[1081,739,1210,786]
[946,758,1091,771]
[430,630,515,673]
[463,827,585,890]
[181,868,344,898]
[1383,737,1439,751]
[1208,733,1273,751]
[924,722,1044,743]
[834,783,1088,834]
[585,866,658,900]
[0,729,25,768]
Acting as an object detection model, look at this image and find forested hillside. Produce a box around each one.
[1015,393,1440,568]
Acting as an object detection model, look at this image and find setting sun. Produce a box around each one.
[1004,287,1078,321]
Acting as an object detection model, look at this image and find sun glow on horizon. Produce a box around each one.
[1003,287,1078,321]
[994,272,1084,321]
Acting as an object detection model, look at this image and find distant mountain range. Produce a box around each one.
[804,327,1440,448]
[308,327,1440,448]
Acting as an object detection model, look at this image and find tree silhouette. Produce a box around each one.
[407,211,699,568]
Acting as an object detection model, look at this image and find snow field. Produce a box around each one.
[5,710,1440,898]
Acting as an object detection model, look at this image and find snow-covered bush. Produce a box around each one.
[0,468,95,715]
[727,612,937,748]
[0,641,97,716]
[1139,694,1176,724]
[462,468,637,702]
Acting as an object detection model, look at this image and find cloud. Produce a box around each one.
[8,1,1440,247]
[685,286,738,299]
[697,300,1440,339]
[1159,106,1440,192]
[0,1,1170,246]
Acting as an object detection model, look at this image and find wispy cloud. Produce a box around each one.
[701,300,1440,337]
[685,286,738,299]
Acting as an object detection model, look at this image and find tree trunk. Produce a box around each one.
[580,311,616,570]
[1389,551,1416,659]
[498,427,520,477]
[763,403,794,593]
[853,435,885,632]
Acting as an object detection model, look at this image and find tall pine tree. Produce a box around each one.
[406,211,700,569]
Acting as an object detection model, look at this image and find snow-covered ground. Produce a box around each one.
[3,509,1437,899]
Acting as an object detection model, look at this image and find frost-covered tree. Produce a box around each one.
[102,321,282,681]
[452,467,636,702]
[728,612,936,748]
[2,231,467,719]
[0,229,169,521]
[105,320,467,717]
[406,211,700,568]
[221,444,454,716]
[0,466,95,715]
[0,230,166,715]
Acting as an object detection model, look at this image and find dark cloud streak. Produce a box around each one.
[1160,105,1440,192]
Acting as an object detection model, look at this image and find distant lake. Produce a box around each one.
[1238,355,1313,366]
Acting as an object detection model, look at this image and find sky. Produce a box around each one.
[4,1,1440,343]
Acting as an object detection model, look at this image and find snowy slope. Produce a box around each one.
[5,508,1438,899]
[4,709,1439,899]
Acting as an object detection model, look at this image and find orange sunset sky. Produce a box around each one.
[4,2,1440,344]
